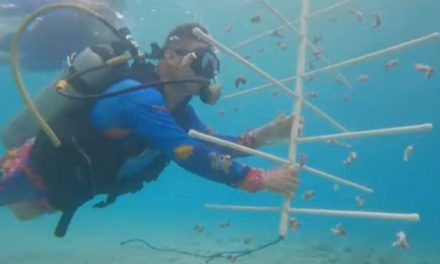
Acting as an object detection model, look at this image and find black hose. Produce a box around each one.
[56,78,209,100]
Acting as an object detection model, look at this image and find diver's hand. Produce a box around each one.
[249,113,304,146]
[263,165,299,197]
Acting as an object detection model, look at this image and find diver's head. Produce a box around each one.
[158,23,220,102]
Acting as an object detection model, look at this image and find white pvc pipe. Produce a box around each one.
[306,0,352,19]
[233,29,280,51]
[221,75,296,100]
[260,0,353,89]
[304,32,440,78]
[226,33,440,101]
[298,123,433,143]
[193,27,348,133]
[189,129,289,164]
[278,0,309,238]
[232,0,352,50]
[205,204,420,222]
[302,99,349,132]
[301,165,373,193]
[188,130,373,193]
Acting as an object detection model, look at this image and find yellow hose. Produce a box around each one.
[10,3,119,148]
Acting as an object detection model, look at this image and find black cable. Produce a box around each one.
[120,239,211,259]
[235,236,284,258]
[67,63,109,82]
[120,236,284,263]
[56,78,209,100]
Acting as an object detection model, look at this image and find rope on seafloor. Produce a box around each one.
[120,236,284,263]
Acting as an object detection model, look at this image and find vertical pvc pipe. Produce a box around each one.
[278,0,310,238]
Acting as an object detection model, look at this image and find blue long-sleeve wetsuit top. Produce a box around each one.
[91,79,251,187]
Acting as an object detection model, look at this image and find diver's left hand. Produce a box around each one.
[249,112,304,146]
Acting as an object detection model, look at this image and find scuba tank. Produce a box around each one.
[1,44,130,149]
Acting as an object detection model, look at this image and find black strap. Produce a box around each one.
[146,42,163,60]
[54,210,76,238]
[93,195,117,209]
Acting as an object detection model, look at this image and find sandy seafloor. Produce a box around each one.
[1,203,439,264]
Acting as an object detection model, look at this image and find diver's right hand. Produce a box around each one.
[263,165,299,197]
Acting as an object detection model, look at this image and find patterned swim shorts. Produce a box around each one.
[0,138,55,220]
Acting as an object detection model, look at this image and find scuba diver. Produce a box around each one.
[0,21,300,238]
[0,0,125,71]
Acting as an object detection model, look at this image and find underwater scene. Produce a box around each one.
[1,0,439,263]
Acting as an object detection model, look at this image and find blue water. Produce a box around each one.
[1,0,439,263]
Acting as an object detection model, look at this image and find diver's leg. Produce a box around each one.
[0,169,43,206]
[0,139,45,207]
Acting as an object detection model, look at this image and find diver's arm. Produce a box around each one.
[92,80,299,195]
[177,104,258,158]
[122,90,257,187]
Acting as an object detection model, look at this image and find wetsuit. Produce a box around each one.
[0,78,256,209]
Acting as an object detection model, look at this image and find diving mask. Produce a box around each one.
[174,48,220,80]
[174,48,222,104]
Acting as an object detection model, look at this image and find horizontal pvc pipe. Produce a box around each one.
[304,33,440,78]
[189,130,373,193]
[298,123,433,143]
[205,204,420,222]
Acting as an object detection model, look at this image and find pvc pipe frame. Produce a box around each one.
[205,204,420,223]
[192,28,349,133]
[192,0,431,235]
[223,32,440,100]
[189,129,373,194]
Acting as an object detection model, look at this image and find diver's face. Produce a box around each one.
[163,40,210,95]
